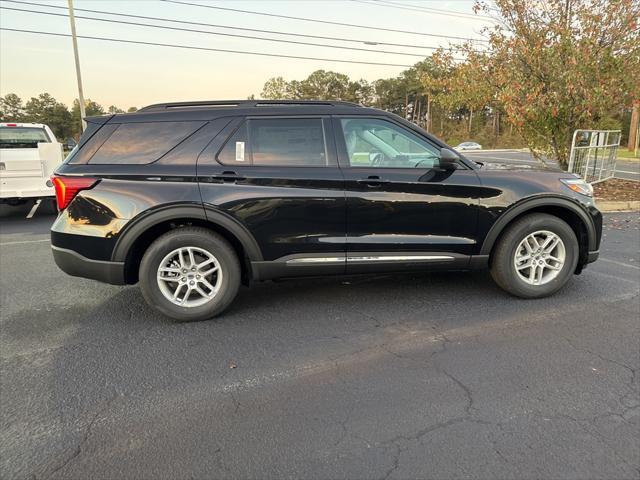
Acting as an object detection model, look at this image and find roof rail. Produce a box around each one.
[138,99,362,112]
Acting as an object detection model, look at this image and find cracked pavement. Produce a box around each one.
[1,209,639,479]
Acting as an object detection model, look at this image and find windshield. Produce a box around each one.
[0,127,50,149]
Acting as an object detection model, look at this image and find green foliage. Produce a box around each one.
[261,70,374,104]
[256,1,637,162]
[0,93,127,140]
[0,93,25,121]
[469,0,640,167]
[23,93,73,140]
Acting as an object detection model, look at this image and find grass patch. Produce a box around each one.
[617,149,639,161]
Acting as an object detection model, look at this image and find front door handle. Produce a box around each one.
[357,175,389,187]
[211,171,246,182]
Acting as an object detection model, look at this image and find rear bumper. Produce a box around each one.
[0,188,53,199]
[52,245,125,285]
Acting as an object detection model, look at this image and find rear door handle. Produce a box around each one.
[357,175,389,187]
[211,171,246,182]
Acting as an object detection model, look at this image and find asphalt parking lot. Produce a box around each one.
[1,202,638,479]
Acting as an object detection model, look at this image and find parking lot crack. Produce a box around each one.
[228,388,241,414]
[43,393,120,479]
[378,442,401,480]
[562,336,638,388]
[439,367,476,415]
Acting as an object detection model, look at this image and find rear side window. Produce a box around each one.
[0,127,50,148]
[88,121,204,164]
[217,118,330,167]
[217,123,248,165]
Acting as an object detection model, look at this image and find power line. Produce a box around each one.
[0,27,421,67]
[357,0,496,21]
[0,5,441,57]
[2,0,487,48]
[162,0,488,43]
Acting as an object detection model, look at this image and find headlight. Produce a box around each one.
[560,178,593,197]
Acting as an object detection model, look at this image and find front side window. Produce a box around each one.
[339,118,441,169]
[217,118,329,167]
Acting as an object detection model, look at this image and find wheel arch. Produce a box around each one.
[112,204,262,284]
[481,196,597,270]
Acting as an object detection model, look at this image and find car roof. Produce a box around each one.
[107,100,390,123]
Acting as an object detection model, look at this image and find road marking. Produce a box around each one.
[614,170,639,175]
[599,258,640,270]
[26,199,41,219]
[0,239,50,246]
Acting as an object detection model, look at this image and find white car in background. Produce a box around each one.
[0,123,64,206]
[454,141,482,151]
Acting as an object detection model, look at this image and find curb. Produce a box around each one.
[595,199,640,212]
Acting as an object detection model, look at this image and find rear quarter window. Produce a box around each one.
[88,121,204,165]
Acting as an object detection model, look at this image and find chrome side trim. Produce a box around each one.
[286,256,345,264]
[347,255,454,262]
[285,254,454,264]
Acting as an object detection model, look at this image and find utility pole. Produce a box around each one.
[68,0,86,132]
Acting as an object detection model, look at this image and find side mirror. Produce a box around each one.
[439,148,459,170]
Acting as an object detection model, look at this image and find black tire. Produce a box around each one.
[490,213,579,298]
[139,227,241,321]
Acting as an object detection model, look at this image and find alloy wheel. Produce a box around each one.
[156,246,223,307]
[513,230,566,286]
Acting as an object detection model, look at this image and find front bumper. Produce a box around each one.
[52,245,125,285]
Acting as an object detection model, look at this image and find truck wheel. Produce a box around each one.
[139,227,241,321]
[490,213,579,298]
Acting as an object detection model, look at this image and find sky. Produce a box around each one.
[0,0,492,110]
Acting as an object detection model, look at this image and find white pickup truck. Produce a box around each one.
[0,122,64,205]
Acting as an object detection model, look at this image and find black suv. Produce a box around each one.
[51,100,602,321]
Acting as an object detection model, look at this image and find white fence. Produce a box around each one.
[568,130,621,184]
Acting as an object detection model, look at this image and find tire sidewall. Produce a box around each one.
[139,229,240,321]
[500,216,579,298]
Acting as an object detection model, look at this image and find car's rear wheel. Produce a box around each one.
[139,227,241,321]
[490,213,579,298]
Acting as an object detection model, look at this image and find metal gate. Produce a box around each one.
[568,130,621,183]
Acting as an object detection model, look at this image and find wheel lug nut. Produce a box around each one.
[189,281,195,286]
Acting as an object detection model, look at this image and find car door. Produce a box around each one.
[333,116,483,274]
[197,115,346,278]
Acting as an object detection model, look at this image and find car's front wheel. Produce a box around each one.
[490,213,579,298]
[139,227,241,321]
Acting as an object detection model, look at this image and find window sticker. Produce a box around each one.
[235,141,245,162]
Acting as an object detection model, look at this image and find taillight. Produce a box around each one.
[51,175,98,210]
